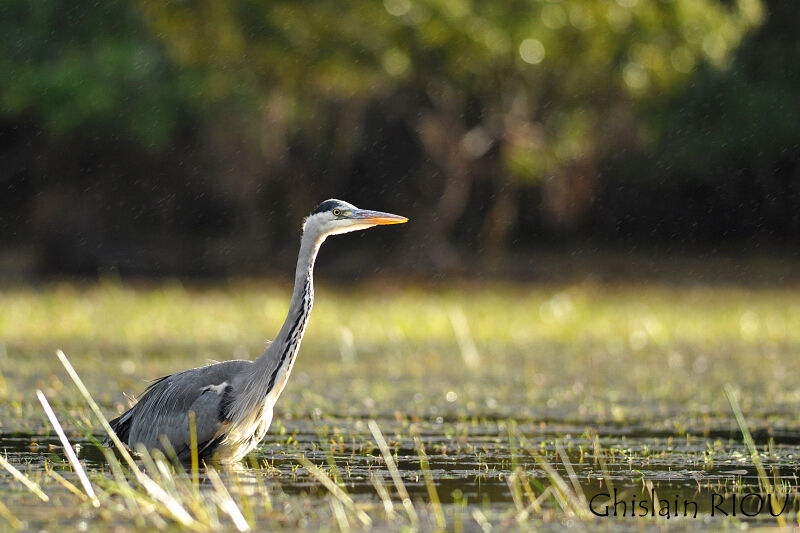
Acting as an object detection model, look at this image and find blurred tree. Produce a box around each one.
[595,0,800,246]
[0,0,207,143]
[0,1,214,274]
[135,0,764,263]
[1,0,783,277]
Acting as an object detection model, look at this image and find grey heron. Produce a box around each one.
[107,199,407,463]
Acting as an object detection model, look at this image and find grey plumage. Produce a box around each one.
[107,200,407,462]
[111,361,249,459]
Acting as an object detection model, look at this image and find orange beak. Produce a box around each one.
[353,210,409,225]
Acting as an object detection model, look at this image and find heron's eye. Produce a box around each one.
[332,209,341,216]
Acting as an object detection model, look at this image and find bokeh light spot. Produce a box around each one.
[382,49,411,77]
[623,62,649,91]
[670,46,695,73]
[541,5,567,29]
[384,0,410,17]
[519,38,545,65]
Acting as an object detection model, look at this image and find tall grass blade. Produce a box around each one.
[296,456,372,527]
[369,472,396,520]
[247,456,273,513]
[47,470,87,500]
[725,384,786,527]
[0,497,23,530]
[471,508,492,533]
[329,496,351,533]
[506,470,527,520]
[448,305,480,369]
[592,434,615,496]
[0,453,49,502]
[519,439,590,520]
[555,442,589,510]
[36,389,99,507]
[99,446,146,527]
[188,410,200,493]
[414,435,446,529]
[55,350,199,529]
[337,326,357,365]
[206,467,250,532]
[368,419,419,526]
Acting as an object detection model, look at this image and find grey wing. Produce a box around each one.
[111,360,251,458]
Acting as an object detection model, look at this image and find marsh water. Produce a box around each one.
[2,283,800,529]
[3,408,800,529]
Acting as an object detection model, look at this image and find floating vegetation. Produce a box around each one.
[1,282,800,529]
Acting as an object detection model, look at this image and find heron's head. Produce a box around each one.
[305,199,408,238]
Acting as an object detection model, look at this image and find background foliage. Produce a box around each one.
[1,0,797,277]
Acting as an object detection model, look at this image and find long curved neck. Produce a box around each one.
[272,229,322,355]
[251,223,325,393]
[224,219,326,447]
